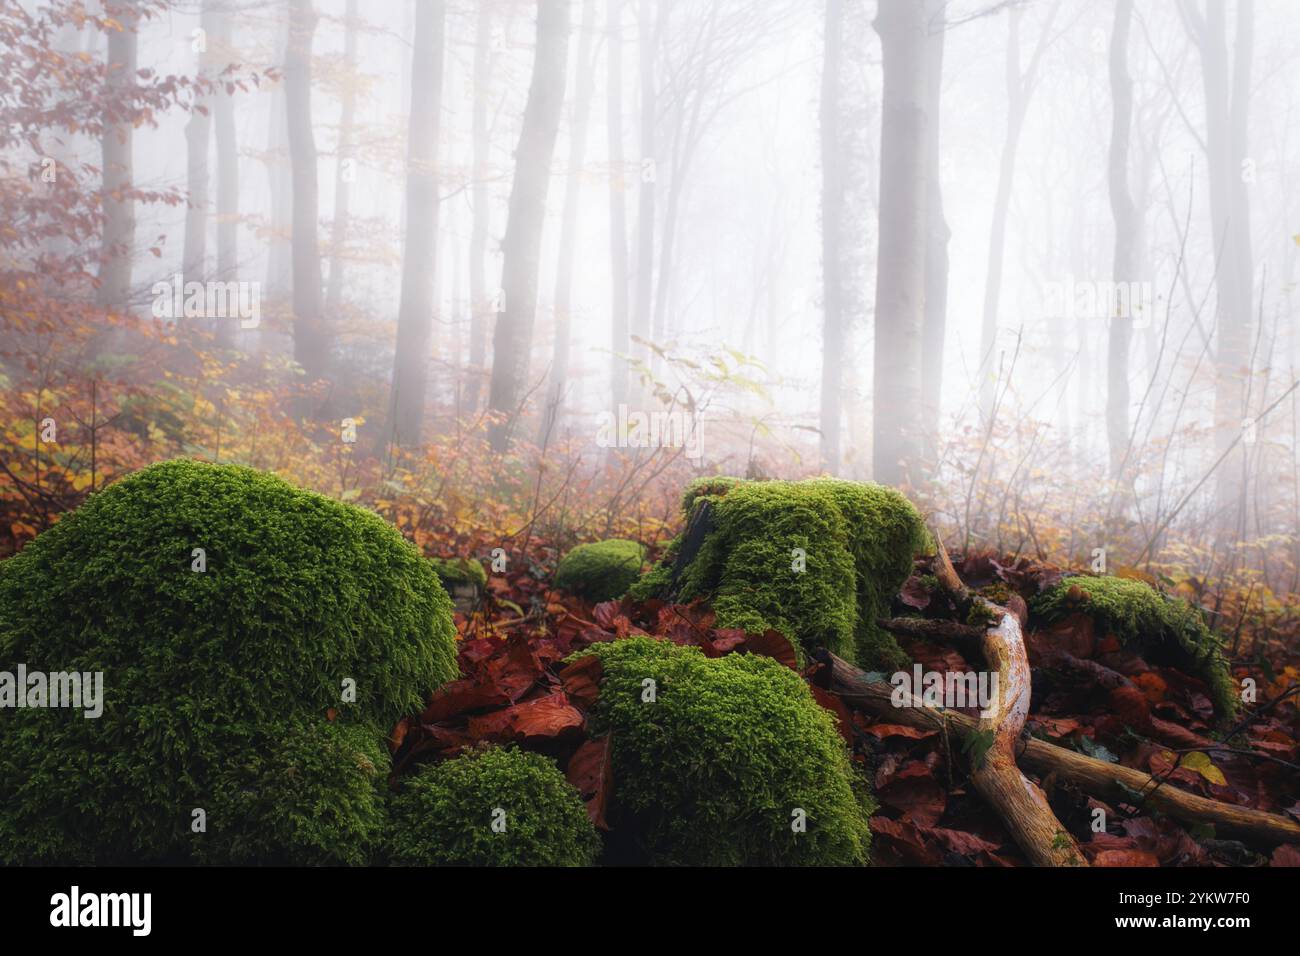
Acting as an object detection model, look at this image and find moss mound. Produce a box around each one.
[553,538,645,603]
[629,477,928,669]
[1031,575,1237,719]
[195,719,389,866]
[573,637,873,866]
[430,556,488,591]
[385,745,600,866]
[0,458,459,864]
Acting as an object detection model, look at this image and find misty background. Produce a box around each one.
[4,0,1300,601]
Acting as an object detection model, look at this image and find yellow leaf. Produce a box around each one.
[1181,751,1227,786]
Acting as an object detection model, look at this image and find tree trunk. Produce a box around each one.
[286,0,327,383]
[182,3,213,286]
[540,0,599,444]
[98,0,139,312]
[212,7,238,348]
[467,0,493,413]
[871,0,927,487]
[607,0,631,409]
[977,6,1026,422]
[1183,0,1254,526]
[1105,0,1136,479]
[920,0,949,461]
[819,0,845,474]
[325,0,359,319]
[487,0,571,451]
[631,0,656,355]
[384,0,445,450]
[264,21,292,299]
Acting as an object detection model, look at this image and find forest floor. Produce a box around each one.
[393,540,1300,868]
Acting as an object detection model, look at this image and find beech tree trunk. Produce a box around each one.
[325,0,359,319]
[1182,0,1255,526]
[211,7,238,348]
[98,0,139,312]
[871,0,927,487]
[487,0,571,451]
[384,0,445,450]
[540,0,599,443]
[182,3,213,286]
[632,0,656,354]
[607,0,631,409]
[819,0,845,474]
[1105,0,1136,479]
[286,0,327,382]
[920,0,949,461]
[467,0,493,412]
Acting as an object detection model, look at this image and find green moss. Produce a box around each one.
[553,538,646,602]
[572,637,873,866]
[195,719,389,866]
[385,745,600,866]
[0,458,459,864]
[629,477,928,669]
[1031,575,1237,720]
[430,556,488,591]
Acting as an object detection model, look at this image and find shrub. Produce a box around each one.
[385,745,600,867]
[1031,575,1237,720]
[0,458,459,864]
[572,637,873,866]
[553,538,646,603]
[629,477,928,669]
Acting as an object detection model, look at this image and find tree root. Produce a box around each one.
[819,653,1300,848]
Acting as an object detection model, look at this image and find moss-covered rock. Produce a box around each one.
[430,556,488,592]
[0,458,459,864]
[572,637,873,866]
[1031,575,1237,719]
[629,477,928,669]
[553,538,645,603]
[385,745,600,866]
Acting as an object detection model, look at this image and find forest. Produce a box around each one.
[0,0,1298,883]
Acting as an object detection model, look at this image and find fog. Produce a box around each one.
[5,0,1300,583]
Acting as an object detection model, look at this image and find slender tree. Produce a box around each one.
[467,0,493,411]
[540,0,599,442]
[819,0,845,473]
[383,0,446,449]
[1179,0,1255,524]
[285,0,327,381]
[1106,0,1136,478]
[920,0,950,458]
[632,0,656,354]
[487,0,571,451]
[976,2,1059,420]
[182,2,213,285]
[872,0,927,487]
[325,0,359,317]
[98,0,140,312]
[607,0,631,408]
[211,5,238,347]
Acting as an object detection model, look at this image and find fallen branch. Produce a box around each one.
[877,616,986,644]
[919,531,1085,865]
[967,599,1087,865]
[819,652,1300,848]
